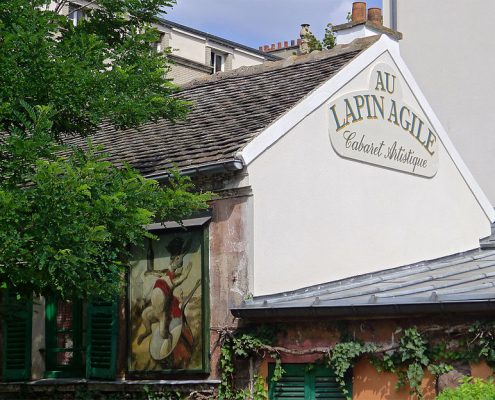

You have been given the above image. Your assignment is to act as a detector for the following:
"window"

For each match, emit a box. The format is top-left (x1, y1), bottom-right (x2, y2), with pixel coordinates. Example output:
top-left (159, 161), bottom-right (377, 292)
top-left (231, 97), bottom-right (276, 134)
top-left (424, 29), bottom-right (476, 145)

top-left (152, 33), bottom-right (165, 53)
top-left (268, 363), bottom-right (350, 400)
top-left (210, 51), bottom-right (225, 73)
top-left (45, 298), bottom-right (83, 378)
top-left (44, 297), bottom-right (119, 379)
top-left (68, 3), bottom-right (86, 26)
top-left (2, 289), bottom-right (118, 382)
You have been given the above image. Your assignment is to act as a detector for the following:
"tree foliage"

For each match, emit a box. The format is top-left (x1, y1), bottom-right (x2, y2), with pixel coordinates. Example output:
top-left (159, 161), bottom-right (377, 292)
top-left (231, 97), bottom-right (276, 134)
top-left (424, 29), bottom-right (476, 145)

top-left (436, 378), bottom-right (495, 400)
top-left (0, 0), bottom-right (188, 138)
top-left (305, 23), bottom-right (336, 53)
top-left (0, 0), bottom-right (211, 299)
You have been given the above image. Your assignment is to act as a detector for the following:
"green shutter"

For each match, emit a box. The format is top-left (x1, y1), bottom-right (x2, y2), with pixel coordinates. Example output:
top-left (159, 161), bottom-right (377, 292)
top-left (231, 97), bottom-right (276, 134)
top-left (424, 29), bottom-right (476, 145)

top-left (269, 364), bottom-right (307, 399)
top-left (269, 364), bottom-right (349, 400)
top-left (2, 291), bottom-right (32, 381)
top-left (86, 299), bottom-right (118, 379)
top-left (314, 367), bottom-right (348, 399)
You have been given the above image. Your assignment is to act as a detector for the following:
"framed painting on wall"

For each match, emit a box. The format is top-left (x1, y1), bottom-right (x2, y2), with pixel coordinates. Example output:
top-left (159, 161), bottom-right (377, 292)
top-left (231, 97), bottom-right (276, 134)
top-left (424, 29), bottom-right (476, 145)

top-left (128, 226), bottom-right (209, 375)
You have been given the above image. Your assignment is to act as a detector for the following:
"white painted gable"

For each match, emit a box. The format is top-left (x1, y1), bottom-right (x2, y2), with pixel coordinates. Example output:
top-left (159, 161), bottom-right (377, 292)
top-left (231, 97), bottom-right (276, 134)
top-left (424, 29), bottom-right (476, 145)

top-left (239, 36), bottom-right (494, 296)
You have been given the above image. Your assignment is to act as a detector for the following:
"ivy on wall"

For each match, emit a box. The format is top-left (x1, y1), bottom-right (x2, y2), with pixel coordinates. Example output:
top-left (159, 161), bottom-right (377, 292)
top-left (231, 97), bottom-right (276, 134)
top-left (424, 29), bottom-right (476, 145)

top-left (7, 322), bottom-right (495, 400)
top-left (217, 320), bottom-right (495, 400)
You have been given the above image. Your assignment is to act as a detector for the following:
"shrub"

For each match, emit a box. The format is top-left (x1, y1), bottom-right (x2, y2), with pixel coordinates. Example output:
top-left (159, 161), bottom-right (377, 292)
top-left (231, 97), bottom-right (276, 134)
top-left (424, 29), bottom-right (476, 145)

top-left (436, 377), bottom-right (495, 400)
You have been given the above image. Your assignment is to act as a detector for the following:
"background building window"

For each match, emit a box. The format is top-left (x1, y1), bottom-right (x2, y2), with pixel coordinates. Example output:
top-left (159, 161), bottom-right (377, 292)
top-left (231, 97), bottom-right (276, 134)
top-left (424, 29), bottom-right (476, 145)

top-left (210, 52), bottom-right (225, 73)
top-left (68, 3), bottom-right (86, 27)
top-left (152, 33), bottom-right (165, 53)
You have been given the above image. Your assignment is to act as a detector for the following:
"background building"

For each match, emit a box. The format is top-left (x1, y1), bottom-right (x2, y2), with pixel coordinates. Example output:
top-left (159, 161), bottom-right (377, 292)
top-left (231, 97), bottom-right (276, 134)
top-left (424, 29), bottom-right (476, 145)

top-left (381, 0), bottom-right (495, 203)
top-left (53, 1), bottom-right (279, 85)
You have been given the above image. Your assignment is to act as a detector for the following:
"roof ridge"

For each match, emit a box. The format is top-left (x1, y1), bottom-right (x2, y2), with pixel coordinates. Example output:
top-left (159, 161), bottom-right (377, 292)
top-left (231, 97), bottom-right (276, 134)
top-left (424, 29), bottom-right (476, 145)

top-left (180, 36), bottom-right (380, 90)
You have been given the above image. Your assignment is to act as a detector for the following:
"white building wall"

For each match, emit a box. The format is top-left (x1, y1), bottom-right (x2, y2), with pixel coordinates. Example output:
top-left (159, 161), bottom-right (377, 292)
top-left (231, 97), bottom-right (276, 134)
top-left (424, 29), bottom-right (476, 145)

top-left (247, 52), bottom-right (490, 296)
top-left (382, 0), bottom-right (495, 203)
top-left (232, 51), bottom-right (266, 69)
top-left (169, 30), bottom-right (206, 65)
top-left (335, 25), bottom-right (380, 45)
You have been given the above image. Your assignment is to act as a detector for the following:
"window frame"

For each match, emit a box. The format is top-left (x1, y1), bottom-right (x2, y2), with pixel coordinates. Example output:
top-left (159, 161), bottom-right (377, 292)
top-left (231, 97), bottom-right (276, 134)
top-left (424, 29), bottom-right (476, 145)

top-left (210, 51), bottom-right (225, 73)
top-left (67, 3), bottom-right (86, 27)
top-left (44, 297), bottom-right (84, 378)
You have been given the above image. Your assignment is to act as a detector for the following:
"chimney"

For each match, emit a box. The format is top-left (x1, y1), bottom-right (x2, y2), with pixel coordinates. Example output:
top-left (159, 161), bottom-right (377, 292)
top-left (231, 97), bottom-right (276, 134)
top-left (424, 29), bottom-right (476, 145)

top-left (299, 24), bottom-right (312, 54)
top-left (351, 2), bottom-right (366, 23)
top-left (367, 7), bottom-right (382, 26)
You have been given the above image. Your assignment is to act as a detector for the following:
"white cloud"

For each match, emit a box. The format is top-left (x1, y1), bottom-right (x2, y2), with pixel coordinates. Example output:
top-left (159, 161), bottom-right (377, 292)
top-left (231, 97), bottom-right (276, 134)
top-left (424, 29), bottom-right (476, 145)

top-left (164, 0), bottom-right (382, 48)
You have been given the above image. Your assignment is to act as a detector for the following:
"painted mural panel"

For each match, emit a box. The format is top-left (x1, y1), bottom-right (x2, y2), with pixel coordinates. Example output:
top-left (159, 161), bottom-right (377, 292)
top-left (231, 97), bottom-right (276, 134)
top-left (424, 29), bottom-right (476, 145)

top-left (129, 229), bottom-right (208, 373)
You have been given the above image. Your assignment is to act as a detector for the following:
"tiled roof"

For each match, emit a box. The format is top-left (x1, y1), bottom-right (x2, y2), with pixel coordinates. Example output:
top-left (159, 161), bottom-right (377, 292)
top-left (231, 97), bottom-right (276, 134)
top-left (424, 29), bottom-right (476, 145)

top-left (233, 228), bottom-right (495, 318)
top-left (65, 37), bottom-right (378, 177)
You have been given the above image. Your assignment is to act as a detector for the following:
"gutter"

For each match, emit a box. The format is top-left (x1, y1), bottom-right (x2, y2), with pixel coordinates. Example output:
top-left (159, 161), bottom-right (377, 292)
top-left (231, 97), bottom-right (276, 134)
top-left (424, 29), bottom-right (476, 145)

top-left (143, 159), bottom-right (244, 181)
top-left (231, 300), bottom-right (495, 320)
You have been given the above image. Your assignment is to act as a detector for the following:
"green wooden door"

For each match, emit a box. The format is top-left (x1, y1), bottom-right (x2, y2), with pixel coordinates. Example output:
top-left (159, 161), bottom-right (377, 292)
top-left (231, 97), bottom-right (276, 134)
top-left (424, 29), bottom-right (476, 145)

top-left (269, 364), bottom-right (349, 400)
top-left (2, 291), bottom-right (32, 381)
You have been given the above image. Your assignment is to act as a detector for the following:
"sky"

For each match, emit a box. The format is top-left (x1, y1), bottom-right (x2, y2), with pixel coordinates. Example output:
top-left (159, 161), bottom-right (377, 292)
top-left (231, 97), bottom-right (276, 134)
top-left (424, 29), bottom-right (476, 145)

top-left (163, 0), bottom-right (383, 49)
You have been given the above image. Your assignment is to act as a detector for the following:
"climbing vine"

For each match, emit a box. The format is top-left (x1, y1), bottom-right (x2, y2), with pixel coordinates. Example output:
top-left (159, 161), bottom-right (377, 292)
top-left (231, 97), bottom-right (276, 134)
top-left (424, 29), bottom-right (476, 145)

top-left (217, 320), bottom-right (495, 400)
top-left (218, 326), bottom-right (284, 400)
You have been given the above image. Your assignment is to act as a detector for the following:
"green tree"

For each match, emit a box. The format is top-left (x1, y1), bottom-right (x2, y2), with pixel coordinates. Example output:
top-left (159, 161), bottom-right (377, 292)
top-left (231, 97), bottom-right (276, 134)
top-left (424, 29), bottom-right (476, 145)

top-left (322, 23), bottom-right (336, 50)
top-left (0, 0), bottom-right (211, 300)
top-left (305, 23), bottom-right (336, 53)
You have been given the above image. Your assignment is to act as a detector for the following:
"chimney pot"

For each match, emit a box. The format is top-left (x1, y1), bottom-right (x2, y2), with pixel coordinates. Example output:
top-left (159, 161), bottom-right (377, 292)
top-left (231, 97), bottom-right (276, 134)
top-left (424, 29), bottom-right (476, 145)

top-left (284, 41), bottom-right (288, 48)
top-left (259, 46), bottom-right (263, 51)
top-left (351, 2), bottom-right (367, 23)
top-left (297, 38), bottom-right (302, 46)
top-left (277, 41), bottom-right (282, 49)
top-left (291, 39), bottom-right (295, 46)
top-left (367, 7), bottom-right (382, 26)
top-left (271, 43), bottom-right (276, 50)
top-left (264, 45), bottom-right (270, 51)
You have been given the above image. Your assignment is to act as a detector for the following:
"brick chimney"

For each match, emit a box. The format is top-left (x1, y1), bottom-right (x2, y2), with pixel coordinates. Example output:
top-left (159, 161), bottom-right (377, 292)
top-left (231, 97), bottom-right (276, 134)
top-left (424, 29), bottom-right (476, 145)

top-left (351, 2), bottom-right (367, 23)
top-left (367, 7), bottom-right (382, 26)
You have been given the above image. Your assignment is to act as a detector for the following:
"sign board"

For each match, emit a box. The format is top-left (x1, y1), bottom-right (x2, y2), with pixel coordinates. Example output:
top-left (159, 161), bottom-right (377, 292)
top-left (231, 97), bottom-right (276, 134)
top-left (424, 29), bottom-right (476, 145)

top-left (329, 64), bottom-right (438, 177)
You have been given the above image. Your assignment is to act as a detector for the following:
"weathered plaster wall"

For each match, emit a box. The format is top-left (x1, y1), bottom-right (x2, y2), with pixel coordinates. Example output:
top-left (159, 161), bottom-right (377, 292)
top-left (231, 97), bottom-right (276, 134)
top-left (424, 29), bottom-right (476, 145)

top-left (255, 317), bottom-right (493, 400)
top-left (208, 193), bottom-right (252, 378)
top-left (248, 51), bottom-right (491, 295)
